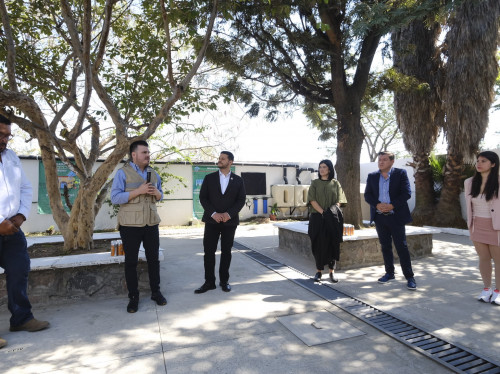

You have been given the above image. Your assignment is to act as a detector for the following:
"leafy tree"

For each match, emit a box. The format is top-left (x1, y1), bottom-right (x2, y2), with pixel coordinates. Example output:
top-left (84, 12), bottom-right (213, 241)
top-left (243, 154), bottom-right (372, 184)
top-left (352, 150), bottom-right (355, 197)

top-left (0, 0), bottom-right (218, 250)
top-left (207, 0), bottom-right (450, 227)
top-left (311, 92), bottom-right (402, 162)
top-left (360, 93), bottom-right (402, 162)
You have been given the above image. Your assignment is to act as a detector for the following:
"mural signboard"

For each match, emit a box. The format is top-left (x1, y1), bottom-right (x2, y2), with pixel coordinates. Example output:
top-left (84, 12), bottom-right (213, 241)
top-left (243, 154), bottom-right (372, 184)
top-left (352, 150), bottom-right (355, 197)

top-left (38, 160), bottom-right (80, 214)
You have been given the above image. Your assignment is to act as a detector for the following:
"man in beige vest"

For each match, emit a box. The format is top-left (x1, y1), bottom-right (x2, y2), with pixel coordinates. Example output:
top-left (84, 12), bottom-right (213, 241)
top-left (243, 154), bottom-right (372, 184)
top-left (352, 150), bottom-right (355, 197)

top-left (111, 140), bottom-right (166, 313)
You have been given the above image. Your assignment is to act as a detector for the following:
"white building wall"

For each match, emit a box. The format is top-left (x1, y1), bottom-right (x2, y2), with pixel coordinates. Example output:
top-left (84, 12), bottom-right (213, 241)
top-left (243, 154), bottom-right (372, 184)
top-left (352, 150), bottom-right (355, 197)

top-left (18, 157), bottom-right (318, 232)
top-left (20, 150), bottom-right (494, 232)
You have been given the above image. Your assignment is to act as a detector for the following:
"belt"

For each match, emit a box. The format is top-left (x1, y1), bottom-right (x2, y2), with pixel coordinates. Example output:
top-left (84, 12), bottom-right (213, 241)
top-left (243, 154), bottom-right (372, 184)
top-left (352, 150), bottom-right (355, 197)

top-left (376, 212), bottom-right (394, 216)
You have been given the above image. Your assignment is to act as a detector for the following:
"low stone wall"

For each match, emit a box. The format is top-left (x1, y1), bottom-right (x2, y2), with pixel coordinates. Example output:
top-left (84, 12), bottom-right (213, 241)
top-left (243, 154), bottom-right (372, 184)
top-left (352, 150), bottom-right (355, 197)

top-left (276, 222), bottom-right (437, 270)
top-left (0, 249), bottom-right (163, 306)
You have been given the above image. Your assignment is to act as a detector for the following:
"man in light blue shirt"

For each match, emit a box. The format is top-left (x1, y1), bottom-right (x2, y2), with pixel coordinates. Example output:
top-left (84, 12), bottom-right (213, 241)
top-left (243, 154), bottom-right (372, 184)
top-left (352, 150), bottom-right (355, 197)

top-left (364, 151), bottom-right (416, 291)
top-left (111, 140), bottom-right (166, 313)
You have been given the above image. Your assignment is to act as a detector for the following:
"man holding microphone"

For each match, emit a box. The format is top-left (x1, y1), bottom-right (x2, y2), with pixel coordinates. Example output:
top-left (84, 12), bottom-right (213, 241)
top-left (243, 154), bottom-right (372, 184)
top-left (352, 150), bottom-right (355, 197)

top-left (111, 140), bottom-right (166, 313)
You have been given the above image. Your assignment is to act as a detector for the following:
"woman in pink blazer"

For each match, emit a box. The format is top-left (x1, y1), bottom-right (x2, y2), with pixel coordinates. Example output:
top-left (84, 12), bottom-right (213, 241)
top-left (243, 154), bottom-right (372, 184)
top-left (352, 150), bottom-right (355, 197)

top-left (464, 151), bottom-right (500, 305)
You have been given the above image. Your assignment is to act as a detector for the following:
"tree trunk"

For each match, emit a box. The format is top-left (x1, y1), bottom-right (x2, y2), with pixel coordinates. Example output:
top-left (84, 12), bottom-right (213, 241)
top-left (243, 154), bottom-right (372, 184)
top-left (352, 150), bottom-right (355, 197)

top-left (37, 132), bottom-right (70, 232)
top-left (433, 152), bottom-right (466, 228)
top-left (53, 145), bottom-right (128, 251)
top-left (335, 111), bottom-right (364, 229)
top-left (411, 152), bottom-right (435, 225)
top-left (61, 186), bottom-right (96, 250)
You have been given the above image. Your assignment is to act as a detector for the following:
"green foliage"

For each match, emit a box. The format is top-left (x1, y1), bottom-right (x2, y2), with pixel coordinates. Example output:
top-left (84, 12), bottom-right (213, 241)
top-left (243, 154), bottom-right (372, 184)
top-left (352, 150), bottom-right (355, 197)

top-left (429, 153), bottom-right (446, 197)
top-left (383, 68), bottom-right (431, 95)
top-left (208, 0), bottom-right (450, 134)
top-left (269, 202), bottom-right (279, 216)
top-left (430, 153), bottom-right (475, 197)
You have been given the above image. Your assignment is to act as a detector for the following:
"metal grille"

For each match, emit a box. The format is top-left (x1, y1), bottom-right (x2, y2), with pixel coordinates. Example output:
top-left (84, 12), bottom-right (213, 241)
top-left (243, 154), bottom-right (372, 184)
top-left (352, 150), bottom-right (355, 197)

top-left (233, 241), bottom-right (500, 374)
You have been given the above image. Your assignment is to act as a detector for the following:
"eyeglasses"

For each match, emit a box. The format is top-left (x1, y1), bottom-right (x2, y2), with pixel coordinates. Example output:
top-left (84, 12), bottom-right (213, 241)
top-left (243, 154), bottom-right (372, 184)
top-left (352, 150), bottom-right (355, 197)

top-left (0, 134), bottom-right (13, 141)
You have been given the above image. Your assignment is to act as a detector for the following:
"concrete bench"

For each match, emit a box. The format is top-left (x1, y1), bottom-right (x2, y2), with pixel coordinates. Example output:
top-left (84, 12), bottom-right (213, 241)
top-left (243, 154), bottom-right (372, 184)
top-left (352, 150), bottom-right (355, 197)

top-left (274, 221), bottom-right (439, 270)
top-left (0, 233), bottom-right (164, 306)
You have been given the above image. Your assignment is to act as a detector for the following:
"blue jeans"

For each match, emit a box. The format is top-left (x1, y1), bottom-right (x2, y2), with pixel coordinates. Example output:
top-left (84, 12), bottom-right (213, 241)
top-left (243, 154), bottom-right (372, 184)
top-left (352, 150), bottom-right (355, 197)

top-left (374, 214), bottom-right (414, 279)
top-left (0, 230), bottom-right (34, 327)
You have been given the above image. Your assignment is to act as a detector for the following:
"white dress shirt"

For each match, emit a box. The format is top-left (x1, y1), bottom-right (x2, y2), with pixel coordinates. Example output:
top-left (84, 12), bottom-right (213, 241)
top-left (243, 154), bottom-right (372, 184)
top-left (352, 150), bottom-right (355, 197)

top-left (219, 170), bottom-right (231, 194)
top-left (210, 170), bottom-right (232, 218)
top-left (0, 149), bottom-right (33, 223)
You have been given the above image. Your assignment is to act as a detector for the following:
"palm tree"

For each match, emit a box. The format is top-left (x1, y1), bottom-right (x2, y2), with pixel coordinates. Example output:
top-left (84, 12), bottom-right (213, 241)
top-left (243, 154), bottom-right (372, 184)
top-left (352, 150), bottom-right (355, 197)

top-left (391, 20), bottom-right (443, 225)
top-left (436, 0), bottom-right (499, 228)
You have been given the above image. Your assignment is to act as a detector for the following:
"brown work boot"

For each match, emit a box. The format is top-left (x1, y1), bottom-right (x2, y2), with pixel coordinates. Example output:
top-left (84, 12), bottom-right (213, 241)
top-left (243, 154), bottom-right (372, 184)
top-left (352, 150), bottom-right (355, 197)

top-left (0, 336), bottom-right (6, 349)
top-left (10, 318), bottom-right (50, 332)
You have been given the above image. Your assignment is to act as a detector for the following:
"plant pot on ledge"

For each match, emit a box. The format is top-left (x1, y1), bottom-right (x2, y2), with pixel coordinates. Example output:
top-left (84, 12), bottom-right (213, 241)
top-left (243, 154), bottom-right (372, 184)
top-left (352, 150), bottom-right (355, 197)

top-left (269, 203), bottom-right (279, 221)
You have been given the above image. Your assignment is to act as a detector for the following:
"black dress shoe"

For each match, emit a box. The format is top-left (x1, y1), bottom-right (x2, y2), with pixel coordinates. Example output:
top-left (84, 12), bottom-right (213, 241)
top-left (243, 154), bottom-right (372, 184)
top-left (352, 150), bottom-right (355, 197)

top-left (194, 283), bottom-right (216, 294)
top-left (127, 296), bottom-right (139, 313)
top-left (313, 272), bottom-right (322, 282)
top-left (220, 282), bottom-right (231, 292)
top-left (151, 291), bottom-right (167, 306)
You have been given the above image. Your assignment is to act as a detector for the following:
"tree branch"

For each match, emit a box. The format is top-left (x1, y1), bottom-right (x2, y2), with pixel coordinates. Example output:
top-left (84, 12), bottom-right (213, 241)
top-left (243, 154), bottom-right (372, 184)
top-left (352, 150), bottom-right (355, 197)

top-left (178, 0), bottom-right (218, 88)
top-left (0, 0), bottom-right (18, 91)
top-left (63, 0), bottom-right (93, 143)
top-left (93, 0), bottom-right (114, 72)
top-left (160, 0), bottom-right (176, 88)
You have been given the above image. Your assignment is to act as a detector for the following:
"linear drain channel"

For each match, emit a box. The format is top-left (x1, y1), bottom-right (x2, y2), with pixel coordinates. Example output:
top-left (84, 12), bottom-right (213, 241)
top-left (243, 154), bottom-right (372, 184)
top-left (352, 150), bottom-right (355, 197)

top-left (233, 241), bottom-right (500, 374)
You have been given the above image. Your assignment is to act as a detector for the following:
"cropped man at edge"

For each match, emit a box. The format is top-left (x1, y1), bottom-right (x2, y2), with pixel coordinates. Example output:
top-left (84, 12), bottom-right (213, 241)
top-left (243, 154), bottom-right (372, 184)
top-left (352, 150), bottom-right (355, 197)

top-left (0, 114), bottom-right (49, 349)
top-left (194, 151), bottom-right (246, 294)
top-left (111, 140), bottom-right (166, 313)
top-left (364, 151), bottom-right (417, 291)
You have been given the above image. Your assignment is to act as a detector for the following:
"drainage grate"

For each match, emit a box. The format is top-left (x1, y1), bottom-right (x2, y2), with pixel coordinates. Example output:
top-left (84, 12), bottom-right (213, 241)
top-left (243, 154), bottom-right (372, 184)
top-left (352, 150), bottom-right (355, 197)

top-left (234, 241), bottom-right (500, 374)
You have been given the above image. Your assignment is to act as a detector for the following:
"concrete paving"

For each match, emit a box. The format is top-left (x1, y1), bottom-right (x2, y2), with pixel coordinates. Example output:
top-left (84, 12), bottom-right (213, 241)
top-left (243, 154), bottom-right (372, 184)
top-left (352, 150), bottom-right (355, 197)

top-left (0, 223), bottom-right (498, 373)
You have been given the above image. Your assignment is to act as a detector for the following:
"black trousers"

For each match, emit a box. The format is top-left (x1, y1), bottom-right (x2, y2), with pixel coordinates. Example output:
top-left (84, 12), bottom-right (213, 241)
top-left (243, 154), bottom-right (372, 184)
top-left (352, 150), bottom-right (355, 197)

top-left (119, 224), bottom-right (160, 298)
top-left (374, 214), bottom-right (414, 279)
top-left (203, 223), bottom-right (237, 285)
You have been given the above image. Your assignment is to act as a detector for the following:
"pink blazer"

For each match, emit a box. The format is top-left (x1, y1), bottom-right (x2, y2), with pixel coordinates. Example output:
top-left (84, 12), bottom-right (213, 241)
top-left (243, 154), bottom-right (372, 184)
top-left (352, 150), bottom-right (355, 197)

top-left (464, 176), bottom-right (500, 230)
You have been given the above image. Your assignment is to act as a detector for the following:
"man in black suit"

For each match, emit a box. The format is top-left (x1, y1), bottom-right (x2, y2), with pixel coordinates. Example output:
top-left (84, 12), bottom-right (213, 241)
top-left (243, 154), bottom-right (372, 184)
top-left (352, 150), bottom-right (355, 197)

top-left (364, 151), bottom-right (417, 291)
top-left (195, 151), bottom-right (246, 294)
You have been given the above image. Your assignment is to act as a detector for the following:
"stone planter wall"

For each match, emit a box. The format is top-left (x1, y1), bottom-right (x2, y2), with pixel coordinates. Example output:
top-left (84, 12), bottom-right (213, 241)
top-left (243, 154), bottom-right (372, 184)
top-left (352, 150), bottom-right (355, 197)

top-left (276, 222), bottom-right (437, 270)
top-left (0, 249), bottom-right (163, 306)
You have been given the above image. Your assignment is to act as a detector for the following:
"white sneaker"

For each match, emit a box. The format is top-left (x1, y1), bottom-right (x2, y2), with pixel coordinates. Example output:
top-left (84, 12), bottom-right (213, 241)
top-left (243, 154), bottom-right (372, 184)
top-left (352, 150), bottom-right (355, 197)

top-left (491, 289), bottom-right (500, 306)
top-left (478, 288), bottom-right (493, 302)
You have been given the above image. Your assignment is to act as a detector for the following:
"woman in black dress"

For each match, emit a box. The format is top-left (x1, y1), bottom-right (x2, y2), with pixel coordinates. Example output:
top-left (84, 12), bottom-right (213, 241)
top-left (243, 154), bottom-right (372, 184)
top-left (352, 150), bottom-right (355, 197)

top-left (307, 160), bottom-right (347, 282)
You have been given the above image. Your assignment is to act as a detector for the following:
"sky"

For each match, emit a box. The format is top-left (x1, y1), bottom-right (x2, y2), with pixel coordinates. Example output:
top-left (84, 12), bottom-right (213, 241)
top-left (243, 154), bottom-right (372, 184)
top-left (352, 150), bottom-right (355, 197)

top-left (10, 104), bottom-right (499, 165)
top-left (223, 105), bottom-right (500, 165)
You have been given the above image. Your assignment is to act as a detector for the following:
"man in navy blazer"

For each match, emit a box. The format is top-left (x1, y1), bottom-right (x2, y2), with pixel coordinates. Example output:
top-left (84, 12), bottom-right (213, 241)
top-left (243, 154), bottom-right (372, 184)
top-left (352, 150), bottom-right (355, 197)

top-left (364, 151), bottom-right (417, 290)
top-left (195, 151), bottom-right (246, 294)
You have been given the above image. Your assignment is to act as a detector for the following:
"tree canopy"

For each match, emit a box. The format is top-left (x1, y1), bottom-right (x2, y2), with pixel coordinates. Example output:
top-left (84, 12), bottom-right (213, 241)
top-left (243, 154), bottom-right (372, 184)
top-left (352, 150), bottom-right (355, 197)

top-left (206, 0), bottom-right (454, 226)
top-left (0, 0), bottom-right (218, 249)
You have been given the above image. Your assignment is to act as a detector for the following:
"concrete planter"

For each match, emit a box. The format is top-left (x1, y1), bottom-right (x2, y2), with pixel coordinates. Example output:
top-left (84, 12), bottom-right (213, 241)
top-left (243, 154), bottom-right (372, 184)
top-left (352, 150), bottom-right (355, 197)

top-left (275, 222), bottom-right (438, 270)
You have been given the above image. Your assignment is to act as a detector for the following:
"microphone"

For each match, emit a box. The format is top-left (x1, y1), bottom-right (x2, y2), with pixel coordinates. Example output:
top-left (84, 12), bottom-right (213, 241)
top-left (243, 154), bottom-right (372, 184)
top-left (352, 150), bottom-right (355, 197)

top-left (146, 171), bottom-right (151, 183)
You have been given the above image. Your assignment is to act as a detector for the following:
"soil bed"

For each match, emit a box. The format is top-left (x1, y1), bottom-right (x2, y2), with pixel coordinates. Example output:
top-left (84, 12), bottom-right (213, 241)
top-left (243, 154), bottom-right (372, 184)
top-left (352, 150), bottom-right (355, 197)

top-left (28, 239), bottom-right (114, 258)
